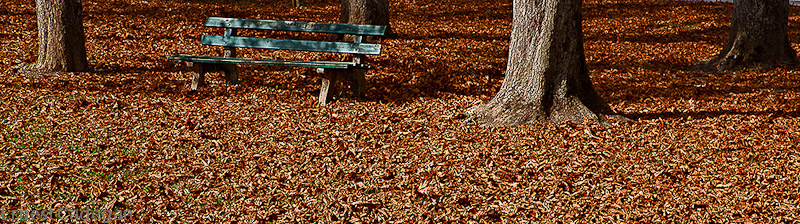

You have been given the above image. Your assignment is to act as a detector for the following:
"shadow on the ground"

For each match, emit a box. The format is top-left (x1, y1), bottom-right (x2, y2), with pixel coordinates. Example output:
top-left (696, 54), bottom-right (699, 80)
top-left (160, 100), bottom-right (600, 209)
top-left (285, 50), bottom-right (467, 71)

top-left (626, 109), bottom-right (800, 120)
top-left (588, 25), bottom-right (729, 44)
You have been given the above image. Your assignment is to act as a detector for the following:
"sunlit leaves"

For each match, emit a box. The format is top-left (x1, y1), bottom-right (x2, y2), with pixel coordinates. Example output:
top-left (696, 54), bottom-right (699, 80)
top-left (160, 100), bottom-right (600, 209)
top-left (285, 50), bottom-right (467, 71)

top-left (0, 0), bottom-right (799, 222)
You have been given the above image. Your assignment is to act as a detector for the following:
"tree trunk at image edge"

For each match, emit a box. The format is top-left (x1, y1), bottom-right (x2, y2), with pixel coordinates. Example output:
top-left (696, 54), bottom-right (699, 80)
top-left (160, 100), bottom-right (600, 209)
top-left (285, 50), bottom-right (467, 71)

top-left (340, 0), bottom-right (393, 37)
top-left (704, 0), bottom-right (798, 70)
top-left (26, 0), bottom-right (90, 73)
top-left (468, 0), bottom-right (619, 127)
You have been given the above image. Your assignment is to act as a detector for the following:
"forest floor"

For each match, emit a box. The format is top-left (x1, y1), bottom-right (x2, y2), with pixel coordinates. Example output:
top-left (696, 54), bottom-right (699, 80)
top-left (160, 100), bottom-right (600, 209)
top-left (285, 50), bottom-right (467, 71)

top-left (1, 0), bottom-right (800, 222)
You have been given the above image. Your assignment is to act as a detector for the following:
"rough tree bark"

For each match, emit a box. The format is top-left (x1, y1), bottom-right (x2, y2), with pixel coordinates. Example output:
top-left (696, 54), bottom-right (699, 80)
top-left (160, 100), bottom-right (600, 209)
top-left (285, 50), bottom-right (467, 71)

top-left (20, 0), bottom-right (90, 73)
top-left (468, 0), bottom-right (619, 126)
top-left (703, 0), bottom-right (798, 70)
top-left (340, 0), bottom-right (393, 37)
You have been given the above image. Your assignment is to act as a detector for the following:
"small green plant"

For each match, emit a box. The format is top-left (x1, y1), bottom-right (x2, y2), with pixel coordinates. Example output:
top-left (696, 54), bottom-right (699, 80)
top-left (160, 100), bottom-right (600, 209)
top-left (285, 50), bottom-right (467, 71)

top-left (665, 22), bottom-right (680, 28)
top-left (363, 187), bottom-right (379, 194)
top-left (56, 192), bottom-right (69, 200)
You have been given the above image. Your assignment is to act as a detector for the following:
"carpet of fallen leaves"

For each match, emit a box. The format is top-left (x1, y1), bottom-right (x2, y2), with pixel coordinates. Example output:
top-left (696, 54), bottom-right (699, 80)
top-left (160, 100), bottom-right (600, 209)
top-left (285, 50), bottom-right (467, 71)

top-left (1, 0), bottom-right (800, 222)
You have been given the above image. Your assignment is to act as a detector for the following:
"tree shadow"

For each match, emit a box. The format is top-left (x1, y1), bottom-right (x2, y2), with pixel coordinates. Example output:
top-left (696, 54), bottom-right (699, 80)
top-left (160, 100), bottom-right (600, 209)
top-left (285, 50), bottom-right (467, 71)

top-left (0, 8), bottom-right (34, 16)
top-left (583, 0), bottom-right (730, 21)
top-left (362, 47), bottom-right (507, 104)
top-left (398, 31), bottom-right (509, 42)
top-left (583, 0), bottom-right (731, 44)
top-left (587, 25), bottom-right (729, 44)
top-left (4, 71), bottom-right (194, 97)
top-left (626, 109), bottom-right (800, 120)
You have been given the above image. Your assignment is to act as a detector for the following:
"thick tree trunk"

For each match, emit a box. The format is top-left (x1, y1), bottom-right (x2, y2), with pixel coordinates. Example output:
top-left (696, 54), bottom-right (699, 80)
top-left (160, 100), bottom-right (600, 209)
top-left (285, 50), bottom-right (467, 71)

top-left (468, 0), bottom-right (618, 126)
top-left (23, 0), bottom-right (90, 73)
top-left (704, 0), bottom-right (798, 70)
top-left (340, 0), bottom-right (393, 37)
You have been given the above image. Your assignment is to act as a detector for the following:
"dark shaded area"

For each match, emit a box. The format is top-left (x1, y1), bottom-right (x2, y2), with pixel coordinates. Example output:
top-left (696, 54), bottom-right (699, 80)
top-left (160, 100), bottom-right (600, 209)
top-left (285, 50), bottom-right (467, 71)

top-left (587, 25), bottom-right (729, 44)
top-left (398, 31), bottom-right (509, 42)
top-left (583, 1), bottom-right (730, 21)
top-left (628, 109), bottom-right (800, 120)
top-left (0, 8), bottom-right (35, 16)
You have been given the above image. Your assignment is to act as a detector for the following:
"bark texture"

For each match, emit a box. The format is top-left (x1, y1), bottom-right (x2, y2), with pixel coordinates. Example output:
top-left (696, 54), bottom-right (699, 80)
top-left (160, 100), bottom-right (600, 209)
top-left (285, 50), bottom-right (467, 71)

top-left (468, 0), bottom-right (617, 126)
top-left (340, 0), bottom-right (393, 37)
top-left (25, 0), bottom-right (89, 73)
top-left (704, 0), bottom-right (798, 70)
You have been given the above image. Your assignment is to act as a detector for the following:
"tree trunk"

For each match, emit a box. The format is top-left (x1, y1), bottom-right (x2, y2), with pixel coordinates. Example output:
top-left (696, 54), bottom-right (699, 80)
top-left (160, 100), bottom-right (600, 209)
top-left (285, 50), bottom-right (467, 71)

top-left (340, 0), bottom-right (393, 37)
top-left (704, 0), bottom-right (798, 70)
top-left (468, 0), bottom-right (618, 126)
top-left (23, 0), bottom-right (90, 73)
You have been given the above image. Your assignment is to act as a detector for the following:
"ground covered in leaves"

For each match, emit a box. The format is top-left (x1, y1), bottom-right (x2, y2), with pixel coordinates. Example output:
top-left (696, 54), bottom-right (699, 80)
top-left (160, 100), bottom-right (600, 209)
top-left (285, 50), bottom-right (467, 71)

top-left (2, 0), bottom-right (800, 222)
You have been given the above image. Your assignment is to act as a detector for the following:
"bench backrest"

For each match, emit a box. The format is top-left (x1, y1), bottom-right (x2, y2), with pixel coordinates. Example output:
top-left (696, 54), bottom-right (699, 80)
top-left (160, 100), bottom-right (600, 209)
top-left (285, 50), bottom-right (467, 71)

top-left (200, 17), bottom-right (385, 55)
top-left (205, 17), bottom-right (386, 36)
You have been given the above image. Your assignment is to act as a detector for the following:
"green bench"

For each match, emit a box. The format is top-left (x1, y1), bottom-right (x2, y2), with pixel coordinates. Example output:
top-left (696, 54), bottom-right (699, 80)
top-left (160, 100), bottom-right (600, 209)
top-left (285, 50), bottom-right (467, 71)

top-left (168, 17), bottom-right (386, 106)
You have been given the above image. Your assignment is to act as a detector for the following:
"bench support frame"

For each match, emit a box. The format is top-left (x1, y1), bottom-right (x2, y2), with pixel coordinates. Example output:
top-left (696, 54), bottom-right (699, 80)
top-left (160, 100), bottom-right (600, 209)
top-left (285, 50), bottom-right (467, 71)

top-left (187, 62), bottom-right (240, 91)
top-left (317, 67), bottom-right (367, 106)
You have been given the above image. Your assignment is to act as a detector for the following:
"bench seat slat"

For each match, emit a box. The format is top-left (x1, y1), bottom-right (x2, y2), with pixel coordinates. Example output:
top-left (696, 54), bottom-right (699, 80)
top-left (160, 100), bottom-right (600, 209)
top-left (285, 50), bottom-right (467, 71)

top-left (168, 54), bottom-right (373, 69)
top-left (205, 17), bottom-right (386, 36)
top-left (202, 35), bottom-right (382, 55)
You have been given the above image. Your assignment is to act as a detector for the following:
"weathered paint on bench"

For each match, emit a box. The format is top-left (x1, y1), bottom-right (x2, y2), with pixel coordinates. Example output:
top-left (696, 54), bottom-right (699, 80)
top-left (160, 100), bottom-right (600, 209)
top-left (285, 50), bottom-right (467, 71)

top-left (201, 35), bottom-right (382, 55)
top-left (168, 54), bottom-right (371, 69)
top-left (204, 17), bottom-right (386, 36)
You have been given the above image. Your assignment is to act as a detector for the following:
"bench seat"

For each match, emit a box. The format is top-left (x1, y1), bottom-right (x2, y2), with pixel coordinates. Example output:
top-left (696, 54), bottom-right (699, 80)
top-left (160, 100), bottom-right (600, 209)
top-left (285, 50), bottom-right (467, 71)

top-left (168, 54), bottom-right (373, 69)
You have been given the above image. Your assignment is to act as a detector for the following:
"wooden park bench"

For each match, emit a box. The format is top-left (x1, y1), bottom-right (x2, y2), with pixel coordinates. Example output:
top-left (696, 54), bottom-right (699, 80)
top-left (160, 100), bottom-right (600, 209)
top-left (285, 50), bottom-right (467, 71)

top-left (168, 17), bottom-right (386, 106)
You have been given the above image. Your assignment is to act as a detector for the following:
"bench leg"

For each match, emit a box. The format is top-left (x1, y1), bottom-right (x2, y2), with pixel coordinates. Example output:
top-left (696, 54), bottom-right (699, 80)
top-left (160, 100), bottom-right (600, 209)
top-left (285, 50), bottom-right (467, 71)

top-left (349, 69), bottom-right (367, 97)
top-left (317, 68), bottom-right (367, 106)
top-left (223, 64), bottom-right (239, 85)
top-left (319, 77), bottom-right (331, 106)
top-left (317, 68), bottom-right (341, 106)
top-left (222, 47), bottom-right (239, 85)
top-left (188, 62), bottom-right (206, 91)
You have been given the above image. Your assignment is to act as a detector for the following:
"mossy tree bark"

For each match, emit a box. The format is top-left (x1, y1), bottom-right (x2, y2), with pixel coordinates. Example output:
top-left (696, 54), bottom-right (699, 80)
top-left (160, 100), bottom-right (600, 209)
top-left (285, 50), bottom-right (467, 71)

top-left (468, 0), bottom-right (618, 127)
top-left (704, 0), bottom-right (798, 70)
top-left (23, 0), bottom-right (89, 73)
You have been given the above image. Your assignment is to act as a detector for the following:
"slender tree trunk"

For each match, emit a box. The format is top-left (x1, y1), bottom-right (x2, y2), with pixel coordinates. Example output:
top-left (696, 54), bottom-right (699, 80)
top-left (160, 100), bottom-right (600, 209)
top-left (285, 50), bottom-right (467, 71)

top-left (23, 0), bottom-right (90, 73)
top-left (340, 0), bottom-right (393, 37)
top-left (468, 0), bottom-right (619, 126)
top-left (704, 0), bottom-right (798, 70)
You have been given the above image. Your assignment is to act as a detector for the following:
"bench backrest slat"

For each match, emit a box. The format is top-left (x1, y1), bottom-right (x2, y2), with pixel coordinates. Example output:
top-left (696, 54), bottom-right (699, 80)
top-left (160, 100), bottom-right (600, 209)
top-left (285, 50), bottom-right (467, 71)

top-left (202, 35), bottom-right (383, 55)
top-left (205, 17), bottom-right (386, 36)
